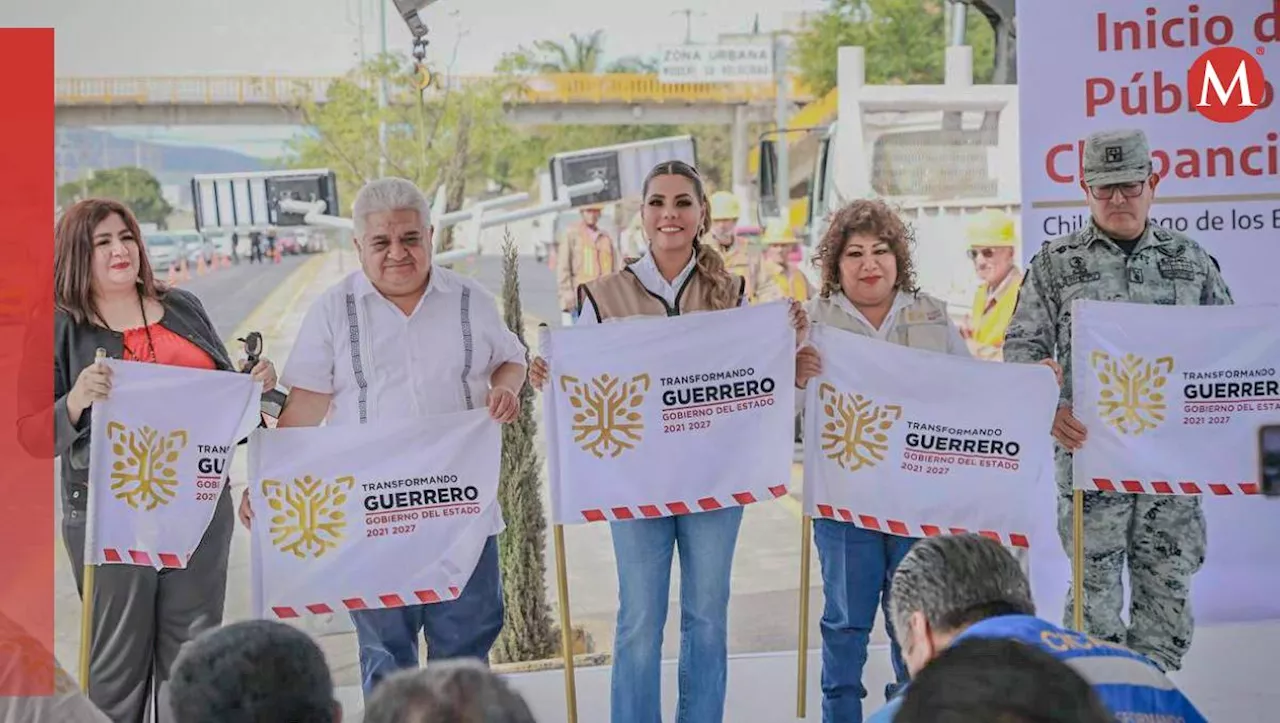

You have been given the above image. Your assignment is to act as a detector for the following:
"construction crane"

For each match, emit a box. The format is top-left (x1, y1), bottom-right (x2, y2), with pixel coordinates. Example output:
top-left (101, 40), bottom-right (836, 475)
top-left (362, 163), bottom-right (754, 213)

top-left (389, 0), bottom-right (441, 63)
top-left (958, 0), bottom-right (1017, 83)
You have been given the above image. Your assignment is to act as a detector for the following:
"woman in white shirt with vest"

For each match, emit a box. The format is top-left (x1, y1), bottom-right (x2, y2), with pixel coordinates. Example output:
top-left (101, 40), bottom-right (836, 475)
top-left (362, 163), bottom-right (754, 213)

top-left (530, 160), bottom-right (807, 723)
top-left (793, 199), bottom-right (970, 723)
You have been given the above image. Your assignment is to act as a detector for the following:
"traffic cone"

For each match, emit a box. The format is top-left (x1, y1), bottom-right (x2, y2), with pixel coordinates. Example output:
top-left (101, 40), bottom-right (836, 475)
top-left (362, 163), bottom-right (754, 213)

top-left (167, 263), bottom-right (177, 286)
top-left (274, 247), bottom-right (282, 264)
top-left (180, 258), bottom-right (191, 282)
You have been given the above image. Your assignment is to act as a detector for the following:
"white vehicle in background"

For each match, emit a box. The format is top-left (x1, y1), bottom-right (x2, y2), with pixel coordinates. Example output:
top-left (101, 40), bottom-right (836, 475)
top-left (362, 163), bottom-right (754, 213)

top-left (755, 44), bottom-right (1020, 308)
top-left (144, 230), bottom-right (213, 268)
top-left (207, 232), bottom-right (236, 259)
top-left (142, 231), bottom-right (184, 271)
top-left (180, 230), bottom-right (213, 265)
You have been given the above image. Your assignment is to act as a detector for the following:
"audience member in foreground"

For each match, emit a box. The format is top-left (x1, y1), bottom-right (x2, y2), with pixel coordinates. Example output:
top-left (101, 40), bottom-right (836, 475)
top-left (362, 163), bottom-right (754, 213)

top-left (167, 619), bottom-right (342, 723)
top-left (895, 637), bottom-right (1113, 723)
top-left (363, 658), bottom-right (536, 723)
top-left (867, 533), bottom-right (1206, 722)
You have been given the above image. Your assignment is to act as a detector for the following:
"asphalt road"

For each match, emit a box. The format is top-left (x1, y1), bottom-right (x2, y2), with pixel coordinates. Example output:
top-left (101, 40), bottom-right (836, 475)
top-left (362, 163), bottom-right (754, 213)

top-left (457, 254), bottom-right (562, 324)
top-left (174, 254), bottom-right (310, 344)
top-left (178, 251), bottom-right (560, 338)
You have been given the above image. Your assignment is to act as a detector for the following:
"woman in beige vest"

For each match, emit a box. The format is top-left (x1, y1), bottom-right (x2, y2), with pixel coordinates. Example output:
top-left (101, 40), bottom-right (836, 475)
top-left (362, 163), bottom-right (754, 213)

top-left (793, 199), bottom-right (969, 723)
top-left (530, 160), bottom-right (806, 723)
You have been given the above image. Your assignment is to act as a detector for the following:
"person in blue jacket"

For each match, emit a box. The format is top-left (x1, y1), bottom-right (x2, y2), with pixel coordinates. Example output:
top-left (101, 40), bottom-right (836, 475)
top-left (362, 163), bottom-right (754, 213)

top-left (866, 533), bottom-right (1206, 723)
top-left (895, 637), bottom-right (1114, 723)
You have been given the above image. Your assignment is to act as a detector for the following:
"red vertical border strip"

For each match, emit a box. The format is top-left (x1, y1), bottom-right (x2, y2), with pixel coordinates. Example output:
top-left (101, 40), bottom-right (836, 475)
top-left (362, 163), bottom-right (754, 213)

top-left (0, 28), bottom-right (56, 696)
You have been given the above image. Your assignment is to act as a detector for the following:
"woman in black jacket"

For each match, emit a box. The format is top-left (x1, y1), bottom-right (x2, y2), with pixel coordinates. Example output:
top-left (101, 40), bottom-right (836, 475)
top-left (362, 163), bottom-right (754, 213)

top-left (20, 198), bottom-right (277, 723)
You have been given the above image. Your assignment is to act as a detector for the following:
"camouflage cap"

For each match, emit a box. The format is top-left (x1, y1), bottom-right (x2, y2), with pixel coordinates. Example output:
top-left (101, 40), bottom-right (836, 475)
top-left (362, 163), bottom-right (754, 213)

top-left (1082, 128), bottom-right (1153, 187)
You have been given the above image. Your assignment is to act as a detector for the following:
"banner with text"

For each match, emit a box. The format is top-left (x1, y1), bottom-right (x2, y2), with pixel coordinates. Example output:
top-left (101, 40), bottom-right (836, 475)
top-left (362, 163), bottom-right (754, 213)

top-left (1071, 299), bottom-right (1280, 621)
top-left (87, 360), bottom-right (259, 569)
top-left (803, 325), bottom-right (1059, 547)
top-left (1072, 299), bottom-right (1280, 492)
top-left (1019, 0), bottom-right (1280, 303)
top-left (248, 409), bottom-right (501, 619)
top-left (658, 43), bottom-right (774, 84)
top-left (543, 302), bottom-right (795, 523)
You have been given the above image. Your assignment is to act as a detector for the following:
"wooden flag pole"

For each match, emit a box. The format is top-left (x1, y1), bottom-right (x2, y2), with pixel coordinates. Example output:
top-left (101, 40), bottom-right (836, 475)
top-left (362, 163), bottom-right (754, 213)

top-left (796, 514), bottom-right (812, 718)
top-left (79, 348), bottom-right (106, 690)
top-left (77, 565), bottom-right (95, 691)
top-left (1072, 489), bottom-right (1085, 631)
top-left (553, 524), bottom-right (578, 723)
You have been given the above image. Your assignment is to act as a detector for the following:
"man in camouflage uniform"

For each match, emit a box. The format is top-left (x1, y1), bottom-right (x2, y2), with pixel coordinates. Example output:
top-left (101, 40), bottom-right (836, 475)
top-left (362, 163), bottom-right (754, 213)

top-left (1003, 128), bottom-right (1232, 672)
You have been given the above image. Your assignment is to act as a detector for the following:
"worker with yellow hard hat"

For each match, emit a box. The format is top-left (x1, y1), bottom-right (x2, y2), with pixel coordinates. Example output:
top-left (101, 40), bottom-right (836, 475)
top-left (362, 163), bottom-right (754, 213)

top-left (557, 202), bottom-right (619, 320)
top-left (707, 191), bottom-right (759, 301)
top-left (960, 209), bottom-right (1023, 361)
top-left (753, 217), bottom-right (815, 305)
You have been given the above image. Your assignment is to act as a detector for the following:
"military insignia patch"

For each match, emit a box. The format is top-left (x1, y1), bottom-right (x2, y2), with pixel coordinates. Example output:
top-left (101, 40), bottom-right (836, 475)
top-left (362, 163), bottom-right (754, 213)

top-left (1105, 146), bottom-right (1123, 163)
top-left (1157, 257), bottom-right (1198, 281)
top-left (1062, 256), bottom-right (1102, 286)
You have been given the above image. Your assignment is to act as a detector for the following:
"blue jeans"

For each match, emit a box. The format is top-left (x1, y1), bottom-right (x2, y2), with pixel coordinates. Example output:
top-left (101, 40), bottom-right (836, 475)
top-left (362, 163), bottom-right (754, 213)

top-left (610, 506), bottom-right (744, 723)
top-left (350, 534), bottom-right (504, 698)
top-left (813, 521), bottom-right (916, 723)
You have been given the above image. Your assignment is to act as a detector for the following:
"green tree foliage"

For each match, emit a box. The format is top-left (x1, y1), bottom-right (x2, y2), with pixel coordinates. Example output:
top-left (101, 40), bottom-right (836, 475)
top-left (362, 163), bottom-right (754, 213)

top-left (285, 40), bottom-right (748, 210)
top-left (284, 54), bottom-right (520, 213)
top-left (57, 167), bottom-right (173, 226)
top-left (491, 231), bottom-right (558, 664)
top-left (494, 32), bottom-right (740, 191)
top-left (496, 31), bottom-right (606, 74)
top-left (793, 0), bottom-right (995, 95)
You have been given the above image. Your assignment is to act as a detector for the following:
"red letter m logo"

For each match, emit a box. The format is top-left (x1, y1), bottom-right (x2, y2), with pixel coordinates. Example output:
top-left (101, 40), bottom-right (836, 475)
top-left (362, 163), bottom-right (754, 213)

top-left (1188, 47), bottom-right (1270, 123)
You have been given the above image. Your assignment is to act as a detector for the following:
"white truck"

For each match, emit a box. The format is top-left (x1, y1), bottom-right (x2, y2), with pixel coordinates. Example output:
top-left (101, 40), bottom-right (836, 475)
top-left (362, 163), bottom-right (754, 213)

top-left (755, 43), bottom-right (1022, 311)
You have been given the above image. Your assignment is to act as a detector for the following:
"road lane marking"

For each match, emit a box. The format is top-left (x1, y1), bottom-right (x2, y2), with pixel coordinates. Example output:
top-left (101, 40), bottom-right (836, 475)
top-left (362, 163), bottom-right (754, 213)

top-left (225, 251), bottom-right (330, 352)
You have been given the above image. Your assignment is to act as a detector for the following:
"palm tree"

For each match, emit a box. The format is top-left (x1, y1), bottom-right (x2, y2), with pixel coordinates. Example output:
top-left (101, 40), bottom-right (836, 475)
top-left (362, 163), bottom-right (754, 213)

top-left (497, 30), bottom-right (606, 74)
top-left (533, 31), bottom-right (605, 73)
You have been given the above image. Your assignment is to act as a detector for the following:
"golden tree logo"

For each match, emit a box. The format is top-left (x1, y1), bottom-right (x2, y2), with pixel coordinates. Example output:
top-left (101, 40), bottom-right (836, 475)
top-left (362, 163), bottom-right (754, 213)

top-left (818, 383), bottom-right (903, 471)
top-left (1090, 351), bottom-right (1174, 435)
top-left (560, 373), bottom-right (650, 458)
top-left (262, 475), bottom-right (355, 559)
top-left (106, 421), bottom-right (188, 510)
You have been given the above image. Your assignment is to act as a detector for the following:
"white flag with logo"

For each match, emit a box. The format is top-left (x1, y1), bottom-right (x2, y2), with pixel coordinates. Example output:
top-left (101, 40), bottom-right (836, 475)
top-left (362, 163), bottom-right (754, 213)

top-left (803, 325), bottom-right (1058, 546)
top-left (248, 409), bottom-right (501, 619)
top-left (86, 359), bottom-right (260, 568)
top-left (1069, 299), bottom-right (1280, 623)
top-left (1072, 299), bottom-right (1280, 495)
top-left (543, 302), bottom-right (795, 524)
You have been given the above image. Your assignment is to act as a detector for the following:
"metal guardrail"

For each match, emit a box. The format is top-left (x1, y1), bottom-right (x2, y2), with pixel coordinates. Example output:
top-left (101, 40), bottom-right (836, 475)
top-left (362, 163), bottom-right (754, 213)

top-left (55, 74), bottom-right (816, 107)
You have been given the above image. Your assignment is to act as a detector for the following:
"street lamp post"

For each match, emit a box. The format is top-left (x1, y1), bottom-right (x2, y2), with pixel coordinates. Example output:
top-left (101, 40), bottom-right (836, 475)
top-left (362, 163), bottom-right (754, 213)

top-left (378, 0), bottom-right (389, 178)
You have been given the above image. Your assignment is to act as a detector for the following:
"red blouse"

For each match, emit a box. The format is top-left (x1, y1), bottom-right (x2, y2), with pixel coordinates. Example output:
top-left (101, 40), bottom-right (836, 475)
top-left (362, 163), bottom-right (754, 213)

top-left (121, 323), bottom-right (216, 370)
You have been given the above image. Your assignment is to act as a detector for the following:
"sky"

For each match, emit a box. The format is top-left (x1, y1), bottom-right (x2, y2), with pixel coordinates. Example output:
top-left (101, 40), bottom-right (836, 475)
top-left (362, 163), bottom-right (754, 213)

top-left (9, 0), bottom-right (827, 157)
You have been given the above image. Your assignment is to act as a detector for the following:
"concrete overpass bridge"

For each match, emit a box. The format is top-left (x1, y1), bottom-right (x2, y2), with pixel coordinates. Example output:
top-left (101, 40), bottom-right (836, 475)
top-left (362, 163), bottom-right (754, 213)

top-left (54, 73), bottom-right (814, 128)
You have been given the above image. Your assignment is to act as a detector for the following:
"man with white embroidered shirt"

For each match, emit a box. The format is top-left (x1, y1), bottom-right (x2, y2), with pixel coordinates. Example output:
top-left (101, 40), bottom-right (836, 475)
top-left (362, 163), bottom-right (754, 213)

top-left (238, 177), bottom-right (527, 699)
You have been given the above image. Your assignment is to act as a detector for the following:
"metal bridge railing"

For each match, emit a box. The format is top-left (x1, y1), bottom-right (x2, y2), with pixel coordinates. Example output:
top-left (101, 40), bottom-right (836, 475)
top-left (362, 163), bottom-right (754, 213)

top-left (55, 74), bottom-right (816, 107)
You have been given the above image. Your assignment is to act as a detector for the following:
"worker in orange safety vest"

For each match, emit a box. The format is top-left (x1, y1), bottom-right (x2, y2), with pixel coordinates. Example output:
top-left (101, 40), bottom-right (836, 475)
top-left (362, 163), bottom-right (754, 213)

top-left (557, 203), bottom-right (619, 320)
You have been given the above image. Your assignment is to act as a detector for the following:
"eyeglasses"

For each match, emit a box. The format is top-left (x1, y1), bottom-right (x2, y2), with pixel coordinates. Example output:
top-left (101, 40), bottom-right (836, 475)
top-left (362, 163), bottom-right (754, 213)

top-left (1088, 181), bottom-right (1147, 200)
top-left (967, 248), bottom-right (997, 260)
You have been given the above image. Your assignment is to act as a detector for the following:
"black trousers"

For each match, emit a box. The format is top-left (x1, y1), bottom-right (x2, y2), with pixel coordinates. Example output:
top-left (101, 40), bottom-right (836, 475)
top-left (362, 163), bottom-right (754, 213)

top-left (66, 487), bottom-right (233, 723)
